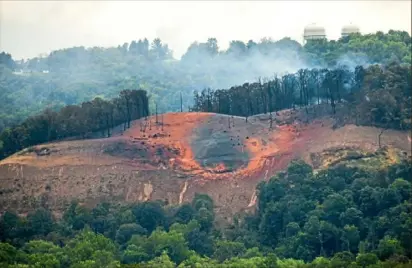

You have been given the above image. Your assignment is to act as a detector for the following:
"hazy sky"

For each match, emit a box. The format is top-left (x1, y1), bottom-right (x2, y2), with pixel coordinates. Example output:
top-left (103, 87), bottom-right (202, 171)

top-left (1, 1), bottom-right (411, 60)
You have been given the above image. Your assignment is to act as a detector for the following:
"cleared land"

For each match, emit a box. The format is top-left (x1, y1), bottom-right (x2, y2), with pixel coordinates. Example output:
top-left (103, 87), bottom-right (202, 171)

top-left (0, 110), bottom-right (410, 220)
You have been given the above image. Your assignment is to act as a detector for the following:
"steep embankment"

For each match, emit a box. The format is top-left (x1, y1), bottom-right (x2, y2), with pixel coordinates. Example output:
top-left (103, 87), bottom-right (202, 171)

top-left (0, 111), bottom-right (410, 220)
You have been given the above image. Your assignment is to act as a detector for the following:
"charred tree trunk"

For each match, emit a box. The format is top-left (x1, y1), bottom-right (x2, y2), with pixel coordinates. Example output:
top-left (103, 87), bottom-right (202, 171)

top-left (328, 87), bottom-right (336, 115)
top-left (110, 112), bottom-right (114, 131)
top-left (378, 128), bottom-right (387, 148)
top-left (180, 92), bottom-right (183, 112)
top-left (105, 114), bottom-right (111, 137)
top-left (336, 71), bottom-right (342, 103)
top-left (46, 116), bottom-right (53, 142)
top-left (269, 112), bottom-right (273, 130)
top-left (124, 98), bottom-right (131, 129)
top-left (155, 103), bottom-right (158, 124)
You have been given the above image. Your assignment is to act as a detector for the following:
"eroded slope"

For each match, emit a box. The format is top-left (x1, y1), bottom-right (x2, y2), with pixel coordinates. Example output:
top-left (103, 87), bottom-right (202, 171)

top-left (0, 111), bottom-right (410, 219)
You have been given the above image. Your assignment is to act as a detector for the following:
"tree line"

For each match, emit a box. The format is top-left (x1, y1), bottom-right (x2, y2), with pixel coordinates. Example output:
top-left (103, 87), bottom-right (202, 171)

top-left (0, 89), bottom-right (149, 160)
top-left (0, 30), bottom-right (410, 134)
top-left (244, 156), bottom-right (412, 263)
top-left (1, 61), bottom-right (410, 161)
top-left (0, 153), bottom-right (411, 267)
top-left (191, 62), bottom-right (411, 131)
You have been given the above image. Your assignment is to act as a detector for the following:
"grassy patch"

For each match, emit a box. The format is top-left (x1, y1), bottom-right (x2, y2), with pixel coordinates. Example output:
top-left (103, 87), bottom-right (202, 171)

top-left (311, 146), bottom-right (402, 172)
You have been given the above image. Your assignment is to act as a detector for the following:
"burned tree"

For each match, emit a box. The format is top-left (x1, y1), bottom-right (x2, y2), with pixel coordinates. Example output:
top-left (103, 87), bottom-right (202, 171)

top-left (102, 101), bottom-right (114, 137)
top-left (269, 112), bottom-right (273, 130)
top-left (180, 91), bottom-right (183, 112)
top-left (161, 113), bottom-right (164, 131)
top-left (155, 102), bottom-right (158, 124)
top-left (114, 98), bottom-right (127, 131)
top-left (119, 90), bottom-right (132, 128)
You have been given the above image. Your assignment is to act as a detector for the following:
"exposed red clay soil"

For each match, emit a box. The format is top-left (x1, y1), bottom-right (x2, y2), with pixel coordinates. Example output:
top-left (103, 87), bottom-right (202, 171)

top-left (0, 110), bottom-right (410, 220)
top-left (117, 112), bottom-right (300, 182)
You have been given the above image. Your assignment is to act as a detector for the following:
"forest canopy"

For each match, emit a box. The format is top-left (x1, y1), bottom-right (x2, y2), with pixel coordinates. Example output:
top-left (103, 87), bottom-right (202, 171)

top-left (0, 30), bottom-right (410, 132)
top-left (1, 59), bottom-right (410, 161)
top-left (1, 154), bottom-right (411, 267)
top-left (191, 62), bottom-right (411, 131)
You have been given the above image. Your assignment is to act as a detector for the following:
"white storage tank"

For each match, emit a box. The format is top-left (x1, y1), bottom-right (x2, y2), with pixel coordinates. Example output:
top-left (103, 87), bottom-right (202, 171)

top-left (303, 24), bottom-right (327, 43)
top-left (341, 23), bottom-right (360, 37)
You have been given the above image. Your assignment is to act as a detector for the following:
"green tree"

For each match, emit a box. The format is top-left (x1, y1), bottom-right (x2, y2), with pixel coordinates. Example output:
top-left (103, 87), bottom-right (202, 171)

top-left (376, 236), bottom-right (404, 260)
top-left (121, 244), bottom-right (149, 264)
top-left (341, 225), bottom-right (360, 253)
top-left (132, 202), bottom-right (166, 233)
top-left (177, 254), bottom-right (218, 267)
top-left (390, 179), bottom-right (411, 202)
top-left (27, 208), bottom-right (54, 237)
top-left (115, 224), bottom-right (147, 245)
top-left (0, 242), bottom-right (20, 264)
top-left (64, 229), bottom-right (118, 266)
top-left (356, 253), bottom-right (378, 268)
top-left (212, 240), bottom-right (246, 263)
top-left (186, 227), bottom-right (214, 257)
top-left (144, 229), bottom-right (191, 264)
top-left (145, 251), bottom-right (175, 268)
top-left (174, 204), bottom-right (195, 224)
top-left (63, 201), bottom-right (92, 231)
top-left (330, 251), bottom-right (355, 268)
top-left (323, 194), bottom-right (349, 226)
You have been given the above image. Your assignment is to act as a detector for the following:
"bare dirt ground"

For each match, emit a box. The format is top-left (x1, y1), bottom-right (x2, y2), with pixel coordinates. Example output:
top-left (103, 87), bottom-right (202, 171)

top-left (0, 110), bottom-right (410, 220)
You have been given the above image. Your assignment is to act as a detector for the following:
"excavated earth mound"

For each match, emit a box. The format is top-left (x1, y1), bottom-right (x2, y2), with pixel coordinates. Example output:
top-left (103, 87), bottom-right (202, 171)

top-left (0, 111), bottom-right (410, 220)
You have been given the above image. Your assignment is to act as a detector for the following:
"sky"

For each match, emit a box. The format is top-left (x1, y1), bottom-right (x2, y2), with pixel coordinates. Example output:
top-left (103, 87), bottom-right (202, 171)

top-left (0, 1), bottom-right (411, 60)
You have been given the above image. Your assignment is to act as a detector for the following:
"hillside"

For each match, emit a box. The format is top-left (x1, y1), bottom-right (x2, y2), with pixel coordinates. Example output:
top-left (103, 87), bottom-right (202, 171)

top-left (0, 111), bottom-right (410, 220)
top-left (1, 30), bottom-right (411, 132)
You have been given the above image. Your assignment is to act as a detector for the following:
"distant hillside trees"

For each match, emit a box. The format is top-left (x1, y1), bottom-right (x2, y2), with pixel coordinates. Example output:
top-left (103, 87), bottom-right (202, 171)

top-left (191, 62), bottom-right (411, 131)
top-left (0, 52), bottom-right (15, 70)
top-left (0, 30), bottom-right (410, 134)
top-left (0, 89), bottom-right (149, 159)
